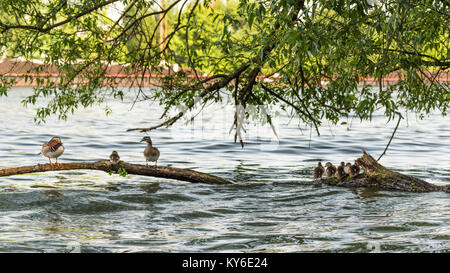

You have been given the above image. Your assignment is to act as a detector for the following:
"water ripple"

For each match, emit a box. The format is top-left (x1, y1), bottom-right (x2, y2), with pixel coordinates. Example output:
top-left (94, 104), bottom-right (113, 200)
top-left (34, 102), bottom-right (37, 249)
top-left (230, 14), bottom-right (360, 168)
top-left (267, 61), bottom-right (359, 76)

top-left (0, 87), bottom-right (449, 252)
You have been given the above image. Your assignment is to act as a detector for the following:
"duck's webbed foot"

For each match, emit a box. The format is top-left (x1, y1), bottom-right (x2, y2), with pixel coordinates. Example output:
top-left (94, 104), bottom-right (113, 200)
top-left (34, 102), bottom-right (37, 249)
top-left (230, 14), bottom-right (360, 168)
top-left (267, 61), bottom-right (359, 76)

top-left (55, 159), bottom-right (62, 167)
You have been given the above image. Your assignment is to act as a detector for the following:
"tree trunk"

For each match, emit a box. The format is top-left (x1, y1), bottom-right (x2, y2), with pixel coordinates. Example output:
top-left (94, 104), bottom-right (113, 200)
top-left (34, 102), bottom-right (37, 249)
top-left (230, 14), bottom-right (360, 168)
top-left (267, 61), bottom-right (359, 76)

top-left (320, 152), bottom-right (449, 193)
top-left (0, 160), bottom-right (232, 185)
top-left (159, 0), bottom-right (167, 54)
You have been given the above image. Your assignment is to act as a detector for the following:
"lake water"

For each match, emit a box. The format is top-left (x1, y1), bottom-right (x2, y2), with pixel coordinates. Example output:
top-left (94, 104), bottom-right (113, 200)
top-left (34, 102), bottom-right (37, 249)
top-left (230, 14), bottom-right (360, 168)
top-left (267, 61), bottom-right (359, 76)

top-left (0, 87), bottom-right (448, 253)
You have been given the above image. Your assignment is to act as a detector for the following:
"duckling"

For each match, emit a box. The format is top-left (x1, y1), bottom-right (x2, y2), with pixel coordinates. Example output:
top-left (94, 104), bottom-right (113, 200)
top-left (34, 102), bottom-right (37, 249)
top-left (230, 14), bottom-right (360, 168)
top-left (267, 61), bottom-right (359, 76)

top-left (349, 161), bottom-right (361, 178)
top-left (109, 151), bottom-right (120, 164)
top-left (39, 137), bottom-right (64, 166)
top-left (344, 162), bottom-right (352, 175)
top-left (325, 162), bottom-right (337, 178)
top-left (313, 162), bottom-right (325, 180)
top-left (336, 161), bottom-right (346, 180)
top-left (141, 136), bottom-right (160, 168)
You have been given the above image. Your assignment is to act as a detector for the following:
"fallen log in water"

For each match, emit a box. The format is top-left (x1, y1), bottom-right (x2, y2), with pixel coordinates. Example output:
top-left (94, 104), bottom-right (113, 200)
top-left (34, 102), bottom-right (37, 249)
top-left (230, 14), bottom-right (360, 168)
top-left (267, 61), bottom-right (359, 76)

top-left (0, 160), bottom-right (232, 185)
top-left (319, 152), bottom-right (449, 193)
top-left (1, 153), bottom-right (447, 191)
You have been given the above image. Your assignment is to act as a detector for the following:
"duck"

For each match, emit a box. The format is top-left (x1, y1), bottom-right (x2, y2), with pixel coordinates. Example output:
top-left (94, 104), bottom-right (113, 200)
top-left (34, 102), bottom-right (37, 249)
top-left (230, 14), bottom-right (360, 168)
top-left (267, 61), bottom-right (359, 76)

top-left (325, 162), bottom-right (337, 178)
top-left (344, 162), bottom-right (352, 175)
top-left (313, 162), bottom-right (325, 180)
top-left (336, 161), bottom-right (346, 180)
top-left (349, 161), bottom-right (361, 178)
top-left (109, 151), bottom-right (120, 164)
top-left (39, 137), bottom-right (64, 166)
top-left (141, 136), bottom-right (160, 167)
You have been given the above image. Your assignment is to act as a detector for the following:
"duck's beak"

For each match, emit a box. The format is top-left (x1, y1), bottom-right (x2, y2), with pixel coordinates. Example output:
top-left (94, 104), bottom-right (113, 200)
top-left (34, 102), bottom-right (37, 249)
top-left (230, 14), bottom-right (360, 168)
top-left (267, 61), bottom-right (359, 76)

top-left (140, 138), bottom-right (145, 142)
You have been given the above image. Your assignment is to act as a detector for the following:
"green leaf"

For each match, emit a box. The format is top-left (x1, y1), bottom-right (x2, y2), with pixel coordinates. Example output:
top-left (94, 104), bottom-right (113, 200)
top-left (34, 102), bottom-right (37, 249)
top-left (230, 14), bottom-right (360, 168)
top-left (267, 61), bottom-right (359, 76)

top-left (248, 12), bottom-right (255, 29)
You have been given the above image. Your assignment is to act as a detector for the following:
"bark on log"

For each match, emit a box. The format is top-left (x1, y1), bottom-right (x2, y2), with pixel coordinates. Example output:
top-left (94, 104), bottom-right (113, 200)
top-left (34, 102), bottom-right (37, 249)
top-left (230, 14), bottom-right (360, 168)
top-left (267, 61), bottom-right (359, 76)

top-left (0, 160), bottom-right (232, 185)
top-left (320, 152), bottom-right (450, 193)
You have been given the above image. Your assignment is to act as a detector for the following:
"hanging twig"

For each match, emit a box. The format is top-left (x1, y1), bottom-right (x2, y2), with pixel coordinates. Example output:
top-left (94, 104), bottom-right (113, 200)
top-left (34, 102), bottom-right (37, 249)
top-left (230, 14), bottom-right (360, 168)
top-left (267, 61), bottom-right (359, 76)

top-left (260, 83), bottom-right (321, 136)
top-left (377, 111), bottom-right (403, 161)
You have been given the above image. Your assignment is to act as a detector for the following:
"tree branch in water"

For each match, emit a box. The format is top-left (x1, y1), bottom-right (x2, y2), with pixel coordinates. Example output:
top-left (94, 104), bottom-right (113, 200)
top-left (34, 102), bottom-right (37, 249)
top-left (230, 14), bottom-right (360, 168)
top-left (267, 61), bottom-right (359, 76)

top-left (0, 160), bottom-right (232, 185)
top-left (320, 152), bottom-right (449, 193)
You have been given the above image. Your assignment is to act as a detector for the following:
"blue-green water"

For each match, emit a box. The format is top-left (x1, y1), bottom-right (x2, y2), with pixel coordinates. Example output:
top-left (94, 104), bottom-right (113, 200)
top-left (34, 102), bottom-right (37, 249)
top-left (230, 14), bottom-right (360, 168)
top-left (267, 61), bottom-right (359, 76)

top-left (0, 87), bottom-right (448, 252)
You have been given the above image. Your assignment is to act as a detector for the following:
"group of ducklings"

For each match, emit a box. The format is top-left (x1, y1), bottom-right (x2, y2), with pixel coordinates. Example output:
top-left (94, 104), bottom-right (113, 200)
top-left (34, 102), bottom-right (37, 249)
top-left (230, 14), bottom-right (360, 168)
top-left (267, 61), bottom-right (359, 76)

top-left (313, 161), bottom-right (361, 181)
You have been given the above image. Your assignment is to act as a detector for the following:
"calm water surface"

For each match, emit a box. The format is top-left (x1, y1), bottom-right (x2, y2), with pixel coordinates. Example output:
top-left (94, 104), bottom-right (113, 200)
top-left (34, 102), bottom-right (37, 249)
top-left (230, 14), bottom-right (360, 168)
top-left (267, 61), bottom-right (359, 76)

top-left (0, 87), bottom-right (449, 253)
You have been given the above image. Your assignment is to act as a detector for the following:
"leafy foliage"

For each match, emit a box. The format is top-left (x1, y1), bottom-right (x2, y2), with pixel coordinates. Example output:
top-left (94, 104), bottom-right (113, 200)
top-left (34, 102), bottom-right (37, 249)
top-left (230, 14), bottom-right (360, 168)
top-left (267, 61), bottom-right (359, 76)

top-left (108, 167), bottom-right (128, 177)
top-left (0, 0), bottom-right (448, 141)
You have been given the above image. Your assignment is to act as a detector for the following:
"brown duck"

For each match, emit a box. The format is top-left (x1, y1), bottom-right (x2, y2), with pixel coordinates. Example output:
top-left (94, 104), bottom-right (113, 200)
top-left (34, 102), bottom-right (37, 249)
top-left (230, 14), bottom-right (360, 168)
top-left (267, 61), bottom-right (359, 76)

top-left (336, 162), bottom-right (346, 180)
top-left (109, 151), bottom-right (120, 164)
top-left (349, 161), bottom-right (361, 178)
top-left (141, 136), bottom-right (160, 167)
top-left (344, 162), bottom-right (351, 175)
top-left (325, 162), bottom-right (337, 178)
top-left (313, 162), bottom-right (325, 180)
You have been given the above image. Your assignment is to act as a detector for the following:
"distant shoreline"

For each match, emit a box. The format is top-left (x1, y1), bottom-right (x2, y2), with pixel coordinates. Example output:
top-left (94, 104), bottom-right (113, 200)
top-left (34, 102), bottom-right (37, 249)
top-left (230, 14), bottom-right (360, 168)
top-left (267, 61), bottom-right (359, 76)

top-left (1, 59), bottom-right (449, 87)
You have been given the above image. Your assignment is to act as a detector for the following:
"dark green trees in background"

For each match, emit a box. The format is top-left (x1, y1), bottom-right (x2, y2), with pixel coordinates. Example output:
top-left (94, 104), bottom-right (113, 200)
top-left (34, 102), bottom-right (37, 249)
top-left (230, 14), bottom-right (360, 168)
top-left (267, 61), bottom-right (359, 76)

top-left (0, 0), bottom-right (448, 141)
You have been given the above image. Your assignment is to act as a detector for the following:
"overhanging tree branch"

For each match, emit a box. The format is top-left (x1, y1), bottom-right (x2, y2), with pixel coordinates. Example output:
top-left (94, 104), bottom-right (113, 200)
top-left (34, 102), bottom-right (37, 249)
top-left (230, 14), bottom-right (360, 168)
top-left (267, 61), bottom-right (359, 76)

top-left (127, 0), bottom-right (306, 137)
top-left (377, 111), bottom-right (403, 161)
top-left (126, 61), bottom-right (251, 132)
top-left (0, 0), bottom-right (120, 34)
top-left (260, 83), bottom-right (321, 136)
